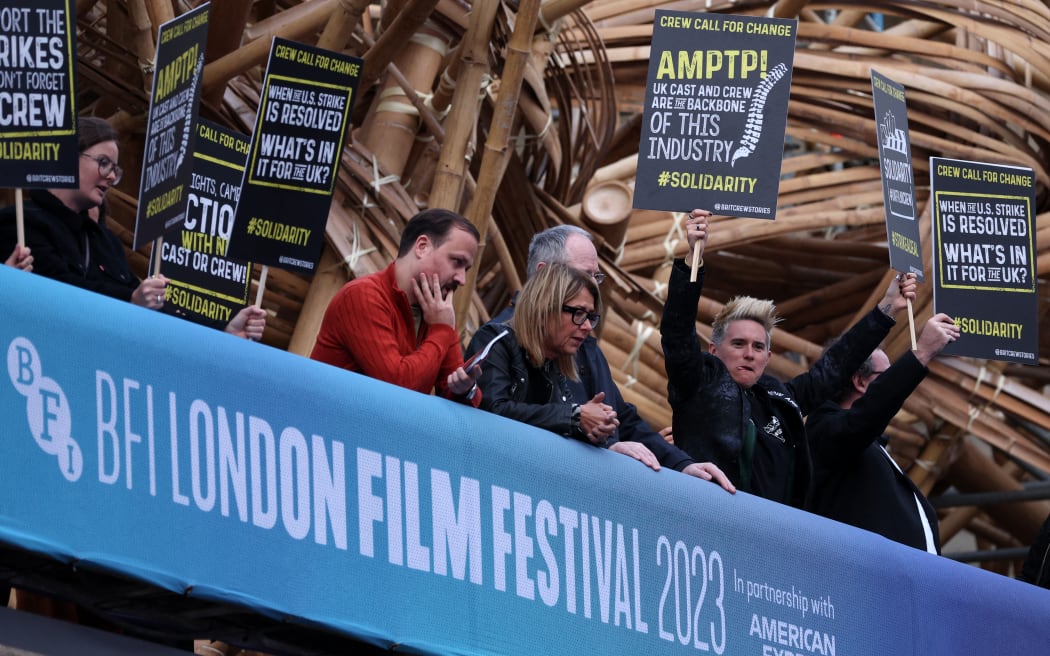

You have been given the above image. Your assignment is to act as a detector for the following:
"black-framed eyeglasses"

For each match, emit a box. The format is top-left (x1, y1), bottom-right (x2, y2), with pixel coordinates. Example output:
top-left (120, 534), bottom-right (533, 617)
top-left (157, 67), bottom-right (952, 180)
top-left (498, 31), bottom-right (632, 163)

top-left (81, 153), bottom-right (123, 184)
top-left (562, 305), bottom-right (600, 326)
top-left (592, 271), bottom-right (606, 285)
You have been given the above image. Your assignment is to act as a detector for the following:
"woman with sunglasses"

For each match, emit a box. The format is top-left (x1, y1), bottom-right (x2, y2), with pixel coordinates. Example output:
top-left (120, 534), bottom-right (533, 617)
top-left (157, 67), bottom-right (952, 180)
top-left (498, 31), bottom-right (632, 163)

top-left (0, 117), bottom-right (264, 338)
top-left (472, 262), bottom-right (622, 443)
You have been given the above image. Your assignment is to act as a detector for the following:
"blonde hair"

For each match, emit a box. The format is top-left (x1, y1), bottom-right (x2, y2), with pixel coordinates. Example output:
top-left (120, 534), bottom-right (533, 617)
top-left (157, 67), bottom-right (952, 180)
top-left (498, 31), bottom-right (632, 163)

top-left (711, 296), bottom-right (780, 348)
top-left (510, 263), bottom-right (600, 381)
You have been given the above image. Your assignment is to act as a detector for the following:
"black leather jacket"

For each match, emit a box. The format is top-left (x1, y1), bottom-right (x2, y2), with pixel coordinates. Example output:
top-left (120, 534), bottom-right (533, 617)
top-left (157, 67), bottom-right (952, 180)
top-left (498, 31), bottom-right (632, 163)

top-left (488, 301), bottom-right (695, 469)
top-left (468, 322), bottom-right (579, 438)
top-left (661, 259), bottom-right (895, 507)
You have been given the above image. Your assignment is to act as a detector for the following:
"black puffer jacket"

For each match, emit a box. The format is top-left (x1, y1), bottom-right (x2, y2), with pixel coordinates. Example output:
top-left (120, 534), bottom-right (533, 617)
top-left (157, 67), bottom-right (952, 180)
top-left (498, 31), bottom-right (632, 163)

top-left (661, 258), bottom-right (895, 507)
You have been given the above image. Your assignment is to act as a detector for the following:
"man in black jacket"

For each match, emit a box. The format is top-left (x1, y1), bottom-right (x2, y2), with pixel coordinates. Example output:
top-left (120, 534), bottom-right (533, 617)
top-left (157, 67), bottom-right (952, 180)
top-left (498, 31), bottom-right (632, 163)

top-left (661, 210), bottom-right (913, 507)
top-left (807, 313), bottom-right (958, 553)
top-left (472, 224), bottom-right (735, 492)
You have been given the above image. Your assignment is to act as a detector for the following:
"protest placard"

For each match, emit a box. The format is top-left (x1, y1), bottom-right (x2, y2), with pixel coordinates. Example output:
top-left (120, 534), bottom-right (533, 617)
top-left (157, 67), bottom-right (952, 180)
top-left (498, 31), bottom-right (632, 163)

top-left (153, 120), bottom-right (252, 330)
top-left (133, 3), bottom-right (210, 249)
top-left (930, 157), bottom-right (1037, 364)
top-left (0, 0), bottom-right (78, 189)
top-left (871, 69), bottom-right (923, 280)
top-left (634, 10), bottom-right (796, 219)
top-left (226, 38), bottom-right (362, 275)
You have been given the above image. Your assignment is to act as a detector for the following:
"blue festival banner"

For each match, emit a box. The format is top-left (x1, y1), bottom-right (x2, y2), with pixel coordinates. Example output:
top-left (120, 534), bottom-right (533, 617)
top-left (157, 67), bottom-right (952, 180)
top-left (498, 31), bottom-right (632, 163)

top-left (2, 267), bottom-right (1049, 654)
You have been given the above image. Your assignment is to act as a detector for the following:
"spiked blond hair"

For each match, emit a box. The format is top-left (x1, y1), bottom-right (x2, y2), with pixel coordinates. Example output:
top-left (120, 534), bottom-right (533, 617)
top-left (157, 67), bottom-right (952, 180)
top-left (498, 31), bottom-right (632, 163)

top-left (711, 296), bottom-right (780, 348)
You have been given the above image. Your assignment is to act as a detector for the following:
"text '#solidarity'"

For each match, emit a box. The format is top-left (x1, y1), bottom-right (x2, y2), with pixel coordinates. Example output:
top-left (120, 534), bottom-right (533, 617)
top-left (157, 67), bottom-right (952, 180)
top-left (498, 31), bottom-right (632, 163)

top-left (246, 218), bottom-right (310, 247)
top-left (164, 287), bottom-right (233, 323)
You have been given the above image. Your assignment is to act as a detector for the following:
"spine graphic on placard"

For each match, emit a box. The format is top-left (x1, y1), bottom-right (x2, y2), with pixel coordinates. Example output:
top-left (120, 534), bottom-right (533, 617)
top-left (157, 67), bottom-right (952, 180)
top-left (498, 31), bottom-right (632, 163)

top-left (176, 52), bottom-right (205, 172)
top-left (731, 62), bottom-right (788, 167)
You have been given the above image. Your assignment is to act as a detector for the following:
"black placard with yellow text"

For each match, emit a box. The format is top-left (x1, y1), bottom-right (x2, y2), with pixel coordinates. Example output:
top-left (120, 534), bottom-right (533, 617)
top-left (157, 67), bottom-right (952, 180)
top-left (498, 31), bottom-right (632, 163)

top-left (930, 157), bottom-right (1037, 364)
top-left (226, 38), bottom-right (362, 275)
top-left (634, 10), bottom-right (796, 218)
top-left (152, 120), bottom-right (253, 330)
top-left (133, 2), bottom-right (210, 249)
top-left (0, 0), bottom-right (78, 188)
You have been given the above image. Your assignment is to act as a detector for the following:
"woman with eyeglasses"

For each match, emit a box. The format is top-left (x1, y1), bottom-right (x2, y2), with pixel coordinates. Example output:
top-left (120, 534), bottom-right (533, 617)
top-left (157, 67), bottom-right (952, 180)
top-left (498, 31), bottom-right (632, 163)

top-left (0, 117), bottom-right (265, 339)
top-left (472, 262), bottom-right (622, 443)
top-left (0, 116), bottom-right (170, 308)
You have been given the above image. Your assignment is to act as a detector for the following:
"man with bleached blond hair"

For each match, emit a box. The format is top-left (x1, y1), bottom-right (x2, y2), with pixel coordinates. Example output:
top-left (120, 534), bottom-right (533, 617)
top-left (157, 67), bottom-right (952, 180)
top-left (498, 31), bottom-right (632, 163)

top-left (660, 209), bottom-right (914, 507)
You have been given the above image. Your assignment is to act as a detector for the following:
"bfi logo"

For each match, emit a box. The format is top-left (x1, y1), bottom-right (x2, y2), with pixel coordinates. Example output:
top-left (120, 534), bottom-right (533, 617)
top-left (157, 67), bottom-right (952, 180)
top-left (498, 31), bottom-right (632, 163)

top-left (7, 337), bottom-right (83, 481)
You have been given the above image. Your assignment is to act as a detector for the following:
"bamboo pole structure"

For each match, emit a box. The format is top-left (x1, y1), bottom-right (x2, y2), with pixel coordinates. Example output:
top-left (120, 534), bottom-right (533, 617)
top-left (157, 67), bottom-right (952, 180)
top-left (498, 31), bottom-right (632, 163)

top-left (945, 439), bottom-right (1050, 545)
top-left (455, 0), bottom-right (543, 325)
top-left (125, 0), bottom-right (156, 62)
top-left (316, 0), bottom-right (371, 52)
top-left (426, 2), bottom-right (500, 210)
top-left (76, 0), bottom-right (100, 18)
top-left (358, 20), bottom-right (450, 177)
top-left (201, 0), bottom-right (340, 99)
top-left (287, 244), bottom-right (345, 357)
top-left (142, 0), bottom-right (174, 29)
top-left (201, 0), bottom-right (253, 107)
top-left (359, 0), bottom-right (443, 91)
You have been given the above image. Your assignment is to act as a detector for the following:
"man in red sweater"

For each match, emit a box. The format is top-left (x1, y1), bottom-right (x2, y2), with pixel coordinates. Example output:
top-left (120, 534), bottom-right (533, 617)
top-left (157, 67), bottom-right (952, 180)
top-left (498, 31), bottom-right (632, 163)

top-left (311, 208), bottom-right (482, 406)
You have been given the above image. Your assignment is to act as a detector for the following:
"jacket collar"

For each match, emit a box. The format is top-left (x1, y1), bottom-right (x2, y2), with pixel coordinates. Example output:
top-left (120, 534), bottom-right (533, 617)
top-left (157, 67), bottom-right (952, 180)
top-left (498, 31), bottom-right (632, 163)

top-left (28, 188), bottom-right (107, 234)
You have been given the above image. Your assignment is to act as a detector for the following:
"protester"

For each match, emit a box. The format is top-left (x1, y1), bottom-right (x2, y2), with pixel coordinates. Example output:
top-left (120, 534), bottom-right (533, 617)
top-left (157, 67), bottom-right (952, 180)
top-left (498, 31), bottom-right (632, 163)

top-left (4, 244), bottom-right (32, 271)
top-left (808, 313), bottom-right (959, 553)
top-left (0, 117), bottom-right (265, 340)
top-left (477, 225), bottom-right (734, 491)
top-left (660, 209), bottom-right (913, 507)
top-left (311, 208), bottom-right (482, 405)
top-left (0, 117), bottom-right (168, 305)
top-left (472, 263), bottom-right (613, 434)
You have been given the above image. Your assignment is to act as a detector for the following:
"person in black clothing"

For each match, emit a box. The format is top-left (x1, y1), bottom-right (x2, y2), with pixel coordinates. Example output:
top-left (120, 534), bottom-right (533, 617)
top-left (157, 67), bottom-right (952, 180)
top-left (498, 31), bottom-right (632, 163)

top-left (473, 224), bottom-right (734, 491)
top-left (0, 117), bottom-right (265, 339)
top-left (0, 117), bottom-right (170, 306)
top-left (472, 263), bottom-right (610, 435)
top-left (807, 313), bottom-right (958, 553)
top-left (661, 210), bottom-right (913, 506)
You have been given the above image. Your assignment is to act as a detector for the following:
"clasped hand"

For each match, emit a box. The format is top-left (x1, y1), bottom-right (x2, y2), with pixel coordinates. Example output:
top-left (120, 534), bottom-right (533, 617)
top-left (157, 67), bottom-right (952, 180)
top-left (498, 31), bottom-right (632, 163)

top-left (579, 392), bottom-right (618, 444)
